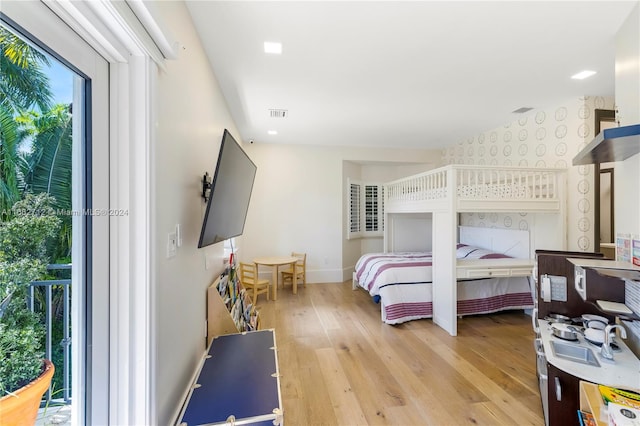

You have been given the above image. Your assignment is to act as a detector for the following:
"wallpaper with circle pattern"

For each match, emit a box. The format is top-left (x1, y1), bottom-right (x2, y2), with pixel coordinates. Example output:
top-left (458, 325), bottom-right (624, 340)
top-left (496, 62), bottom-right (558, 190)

top-left (441, 96), bottom-right (615, 252)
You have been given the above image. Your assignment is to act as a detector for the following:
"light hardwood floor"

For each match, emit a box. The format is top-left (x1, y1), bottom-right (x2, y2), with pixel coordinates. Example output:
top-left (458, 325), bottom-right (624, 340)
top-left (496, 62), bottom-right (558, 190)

top-left (257, 280), bottom-right (544, 426)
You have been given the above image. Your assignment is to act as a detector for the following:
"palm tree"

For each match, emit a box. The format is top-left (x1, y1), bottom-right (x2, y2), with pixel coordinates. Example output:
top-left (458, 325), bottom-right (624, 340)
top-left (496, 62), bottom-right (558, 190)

top-left (0, 24), bottom-right (54, 214)
top-left (20, 104), bottom-right (73, 259)
top-left (0, 26), bottom-right (53, 112)
top-left (0, 105), bottom-right (21, 215)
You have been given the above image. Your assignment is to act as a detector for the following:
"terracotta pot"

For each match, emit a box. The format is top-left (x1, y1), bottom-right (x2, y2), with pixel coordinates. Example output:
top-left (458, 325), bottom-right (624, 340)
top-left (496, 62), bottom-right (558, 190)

top-left (0, 359), bottom-right (55, 426)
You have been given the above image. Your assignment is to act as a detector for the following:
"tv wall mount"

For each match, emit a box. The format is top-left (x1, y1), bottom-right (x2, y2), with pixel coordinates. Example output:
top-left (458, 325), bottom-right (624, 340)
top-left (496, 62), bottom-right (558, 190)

top-left (201, 172), bottom-right (212, 202)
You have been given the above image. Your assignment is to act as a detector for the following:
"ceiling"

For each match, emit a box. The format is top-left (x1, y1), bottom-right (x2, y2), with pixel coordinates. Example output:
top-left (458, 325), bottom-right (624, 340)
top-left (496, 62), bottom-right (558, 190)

top-left (185, 1), bottom-right (637, 150)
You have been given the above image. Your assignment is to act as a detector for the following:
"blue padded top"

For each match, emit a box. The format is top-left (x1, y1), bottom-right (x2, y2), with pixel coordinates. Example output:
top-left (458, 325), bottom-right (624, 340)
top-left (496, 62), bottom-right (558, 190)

top-left (181, 330), bottom-right (280, 425)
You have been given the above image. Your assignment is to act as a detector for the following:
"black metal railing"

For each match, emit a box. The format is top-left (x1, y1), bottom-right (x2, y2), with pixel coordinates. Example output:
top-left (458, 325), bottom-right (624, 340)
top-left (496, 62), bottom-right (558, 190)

top-left (29, 263), bottom-right (72, 405)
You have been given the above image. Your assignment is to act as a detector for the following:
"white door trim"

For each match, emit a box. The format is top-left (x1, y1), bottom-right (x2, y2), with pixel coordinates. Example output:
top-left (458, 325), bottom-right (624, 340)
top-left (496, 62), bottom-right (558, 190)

top-left (4, 0), bottom-right (168, 423)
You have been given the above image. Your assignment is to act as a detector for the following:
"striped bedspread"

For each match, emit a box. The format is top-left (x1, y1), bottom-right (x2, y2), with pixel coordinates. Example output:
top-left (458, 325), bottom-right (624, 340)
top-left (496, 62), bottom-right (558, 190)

top-left (355, 251), bottom-right (434, 294)
top-left (354, 244), bottom-right (533, 324)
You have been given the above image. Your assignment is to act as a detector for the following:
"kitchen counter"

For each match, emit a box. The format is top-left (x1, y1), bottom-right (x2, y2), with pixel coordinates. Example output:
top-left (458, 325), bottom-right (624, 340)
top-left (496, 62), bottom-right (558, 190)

top-left (539, 319), bottom-right (640, 391)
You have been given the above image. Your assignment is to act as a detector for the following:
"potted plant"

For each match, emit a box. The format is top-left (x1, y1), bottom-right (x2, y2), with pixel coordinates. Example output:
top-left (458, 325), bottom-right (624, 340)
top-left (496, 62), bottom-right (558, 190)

top-left (0, 193), bottom-right (61, 425)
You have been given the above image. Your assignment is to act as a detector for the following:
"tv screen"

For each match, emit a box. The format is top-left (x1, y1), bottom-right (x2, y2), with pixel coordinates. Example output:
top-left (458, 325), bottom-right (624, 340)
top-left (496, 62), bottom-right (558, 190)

top-left (198, 129), bottom-right (257, 248)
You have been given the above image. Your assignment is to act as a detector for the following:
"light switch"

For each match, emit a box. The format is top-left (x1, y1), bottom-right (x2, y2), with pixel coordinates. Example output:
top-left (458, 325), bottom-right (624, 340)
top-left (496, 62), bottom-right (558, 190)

top-left (167, 232), bottom-right (177, 258)
top-left (175, 224), bottom-right (182, 247)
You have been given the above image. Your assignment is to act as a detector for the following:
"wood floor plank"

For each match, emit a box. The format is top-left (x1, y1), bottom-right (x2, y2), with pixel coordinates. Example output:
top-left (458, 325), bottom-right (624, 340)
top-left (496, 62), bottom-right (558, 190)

top-left (315, 347), bottom-right (368, 425)
top-left (297, 366), bottom-right (339, 425)
top-left (410, 325), bottom-right (539, 398)
top-left (379, 324), bottom-right (490, 405)
top-left (276, 339), bottom-right (302, 400)
top-left (467, 401), bottom-right (521, 425)
top-left (425, 339), bottom-right (543, 425)
top-left (404, 395), bottom-right (462, 425)
top-left (328, 328), bottom-right (408, 425)
top-left (258, 281), bottom-right (544, 425)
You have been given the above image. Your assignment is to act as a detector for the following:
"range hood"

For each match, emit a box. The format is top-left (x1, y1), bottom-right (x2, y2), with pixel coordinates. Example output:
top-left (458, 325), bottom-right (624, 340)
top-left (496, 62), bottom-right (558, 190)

top-left (572, 123), bottom-right (640, 165)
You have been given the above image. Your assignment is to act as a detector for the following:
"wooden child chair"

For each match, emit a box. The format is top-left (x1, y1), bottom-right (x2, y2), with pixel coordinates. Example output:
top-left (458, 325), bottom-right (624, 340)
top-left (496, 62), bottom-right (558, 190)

top-left (281, 252), bottom-right (306, 289)
top-left (239, 262), bottom-right (270, 305)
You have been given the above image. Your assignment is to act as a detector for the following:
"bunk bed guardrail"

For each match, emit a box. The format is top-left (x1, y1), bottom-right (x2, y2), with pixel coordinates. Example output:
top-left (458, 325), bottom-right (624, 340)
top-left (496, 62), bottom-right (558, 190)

top-left (384, 165), bottom-right (566, 212)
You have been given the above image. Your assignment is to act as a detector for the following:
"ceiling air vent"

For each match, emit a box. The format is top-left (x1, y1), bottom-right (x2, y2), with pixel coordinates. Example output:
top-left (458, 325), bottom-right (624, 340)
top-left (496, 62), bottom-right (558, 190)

top-left (269, 109), bottom-right (288, 118)
top-left (512, 107), bottom-right (534, 114)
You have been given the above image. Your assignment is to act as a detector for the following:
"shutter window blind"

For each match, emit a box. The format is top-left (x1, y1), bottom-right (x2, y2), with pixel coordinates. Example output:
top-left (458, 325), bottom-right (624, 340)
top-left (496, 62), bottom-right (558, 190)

top-left (349, 182), bottom-right (361, 234)
top-left (365, 185), bottom-right (379, 232)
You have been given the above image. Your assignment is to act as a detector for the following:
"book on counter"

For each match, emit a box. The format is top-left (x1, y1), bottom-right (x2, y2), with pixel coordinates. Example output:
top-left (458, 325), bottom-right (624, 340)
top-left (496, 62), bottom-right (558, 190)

top-left (607, 402), bottom-right (640, 426)
top-left (599, 385), bottom-right (640, 410)
top-left (578, 409), bottom-right (597, 426)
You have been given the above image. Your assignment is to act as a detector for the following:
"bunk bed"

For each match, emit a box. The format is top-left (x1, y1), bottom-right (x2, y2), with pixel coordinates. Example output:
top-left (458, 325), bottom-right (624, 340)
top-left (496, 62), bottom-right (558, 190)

top-left (353, 228), bottom-right (535, 325)
top-left (356, 165), bottom-right (567, 336)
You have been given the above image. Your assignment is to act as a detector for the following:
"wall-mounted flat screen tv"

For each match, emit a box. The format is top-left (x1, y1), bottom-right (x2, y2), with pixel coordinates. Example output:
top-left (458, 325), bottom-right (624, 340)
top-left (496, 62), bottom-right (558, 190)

top-left (198, 129), bottom-right (257, 248)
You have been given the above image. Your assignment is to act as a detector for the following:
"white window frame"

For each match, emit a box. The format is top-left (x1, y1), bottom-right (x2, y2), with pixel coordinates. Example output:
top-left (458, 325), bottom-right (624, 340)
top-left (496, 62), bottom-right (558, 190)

top-left (2, 1), bottom-right (177, 425)
top-left (347, 179), bottom-right (384, 239)
top-left (347, 179), bottom-right (362, 239)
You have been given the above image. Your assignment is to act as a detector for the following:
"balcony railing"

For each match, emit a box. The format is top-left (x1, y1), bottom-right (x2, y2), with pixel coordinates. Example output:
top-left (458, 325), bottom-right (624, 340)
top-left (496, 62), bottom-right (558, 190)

top-left (29, 263), bottom-right (72, 406)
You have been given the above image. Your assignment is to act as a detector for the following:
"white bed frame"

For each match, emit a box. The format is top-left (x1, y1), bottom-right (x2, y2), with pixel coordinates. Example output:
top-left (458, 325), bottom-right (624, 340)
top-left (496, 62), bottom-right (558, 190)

top-left (383, 165), bottom-right (567, 336)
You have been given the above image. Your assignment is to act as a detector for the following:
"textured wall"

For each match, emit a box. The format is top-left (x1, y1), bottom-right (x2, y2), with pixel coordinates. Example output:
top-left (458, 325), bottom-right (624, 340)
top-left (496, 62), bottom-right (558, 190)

top-left (442, 96), bottom-right (615, 252)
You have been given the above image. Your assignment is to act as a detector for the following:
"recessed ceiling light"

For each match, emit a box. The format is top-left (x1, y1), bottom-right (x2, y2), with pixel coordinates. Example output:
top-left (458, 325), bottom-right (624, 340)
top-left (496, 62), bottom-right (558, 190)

top-left (264, 42), bottom-right (282, 54)
top-left (571, 70), bottom-right (597, 80)
top-left (267, 130), bottom-right (278, 135)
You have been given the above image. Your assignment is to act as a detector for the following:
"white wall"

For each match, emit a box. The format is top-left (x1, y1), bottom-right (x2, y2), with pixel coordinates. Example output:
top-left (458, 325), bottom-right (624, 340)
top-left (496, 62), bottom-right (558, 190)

top-left (149, 2), bottom-right (245, 423)
top-left (614, 3), bottom-right (640, 236)
top-left (241, 144), bottom-right (441, 283)
top-left (386, 213), bottom-right (433, 252)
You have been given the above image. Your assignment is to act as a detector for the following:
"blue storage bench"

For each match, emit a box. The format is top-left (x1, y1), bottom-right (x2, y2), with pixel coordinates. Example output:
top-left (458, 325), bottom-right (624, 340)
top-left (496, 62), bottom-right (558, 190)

top-left (177, 329), bottom-right (282, 425)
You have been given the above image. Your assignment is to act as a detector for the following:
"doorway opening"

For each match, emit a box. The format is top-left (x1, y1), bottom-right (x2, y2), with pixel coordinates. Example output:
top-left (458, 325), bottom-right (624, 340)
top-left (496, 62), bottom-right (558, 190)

top-left (593, 109), bottom-right (616, 258)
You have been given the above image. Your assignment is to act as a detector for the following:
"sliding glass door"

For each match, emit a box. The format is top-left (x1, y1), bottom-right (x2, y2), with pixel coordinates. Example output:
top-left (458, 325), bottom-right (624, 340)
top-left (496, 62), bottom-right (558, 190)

top-left (1, 3), bottom-right (109, 424)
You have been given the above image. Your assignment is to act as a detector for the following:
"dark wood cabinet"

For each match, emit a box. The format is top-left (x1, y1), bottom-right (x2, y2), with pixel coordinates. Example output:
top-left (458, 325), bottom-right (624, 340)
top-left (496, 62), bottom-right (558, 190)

top-left (535, 250), bottom-right (622, 320)
top-left (546, 362), bottom-right (582, 426)
top-left (536, 250), bottom-right (602, 319)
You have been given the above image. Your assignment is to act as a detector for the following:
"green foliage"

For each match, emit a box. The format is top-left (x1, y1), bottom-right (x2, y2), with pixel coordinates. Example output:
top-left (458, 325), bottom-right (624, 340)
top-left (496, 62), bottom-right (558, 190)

top-left (0, 26), bottom-right (53, 113)
top-left (0, 104), bottom-right (23, 213)
top-left (0, 193), bottom-right (60, 396)
top-left (1, 22), bottom-right (71, 257)
top-left (0, 257), bottom-right (47, 312)
top-left (19, 105), bottom-right (73, 259)
top-left (0, 23), bottom-right (71, 397)
top-left (0, 22), bottom-right (55, 219)
top-left (0, 193), bottom-right (60, 260)
top-left (0, 319), bottom-right (45, 394)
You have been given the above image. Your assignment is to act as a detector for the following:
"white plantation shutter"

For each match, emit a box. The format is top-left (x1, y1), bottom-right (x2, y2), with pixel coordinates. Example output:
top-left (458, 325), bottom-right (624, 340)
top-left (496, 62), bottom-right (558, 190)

top-left (349, 181), bottom-right (361, 237)
top-left (365, 185), bottom-right (379, 232)
top-left (380, 185), bottom-right (385, 232)
top-left (347, 180), bottom-right (383, 239)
